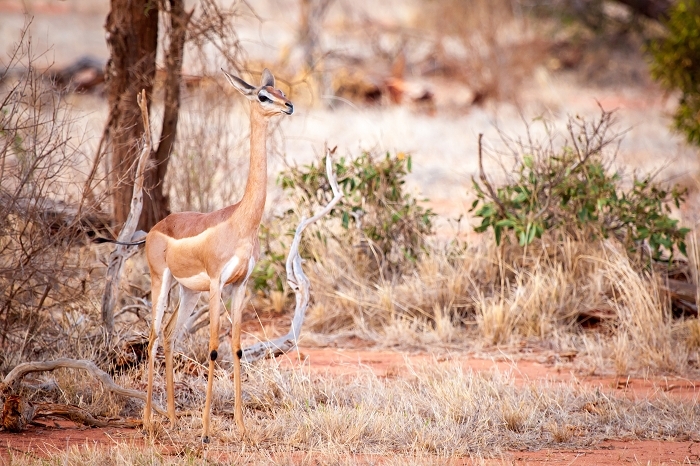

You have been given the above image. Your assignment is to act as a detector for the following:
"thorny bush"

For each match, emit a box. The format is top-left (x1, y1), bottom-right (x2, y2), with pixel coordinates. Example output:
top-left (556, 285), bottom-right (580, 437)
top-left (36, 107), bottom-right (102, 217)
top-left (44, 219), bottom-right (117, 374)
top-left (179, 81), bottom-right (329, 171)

top-left (470, 110), bottom-right (689, 263)
top-left (0, 28), bottom-right (98, 372)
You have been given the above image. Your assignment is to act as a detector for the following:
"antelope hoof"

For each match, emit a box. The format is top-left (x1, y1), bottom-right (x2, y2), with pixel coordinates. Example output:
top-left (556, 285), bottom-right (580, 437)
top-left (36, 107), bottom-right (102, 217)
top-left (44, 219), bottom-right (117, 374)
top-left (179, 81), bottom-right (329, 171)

top-left (202, 436), bottom-right (210, 444)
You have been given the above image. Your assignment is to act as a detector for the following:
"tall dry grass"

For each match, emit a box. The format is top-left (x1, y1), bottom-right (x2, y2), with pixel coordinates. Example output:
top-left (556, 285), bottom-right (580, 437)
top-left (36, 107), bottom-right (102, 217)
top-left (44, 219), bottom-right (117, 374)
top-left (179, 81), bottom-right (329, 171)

top-left (294, 227), bottom-right (698, 375)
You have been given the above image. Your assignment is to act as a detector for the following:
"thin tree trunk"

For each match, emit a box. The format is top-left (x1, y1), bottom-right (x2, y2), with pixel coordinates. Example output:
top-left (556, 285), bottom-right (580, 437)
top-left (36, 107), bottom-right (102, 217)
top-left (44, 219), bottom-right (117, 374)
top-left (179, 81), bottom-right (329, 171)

top-left (141, 0), bottom-right (192, 230)
top-left (299, 0), bottom-right (333, 106)
top-left (104, 0), bottom-right (158, 229)
top-left (614, 0), bottom-right (672, 20)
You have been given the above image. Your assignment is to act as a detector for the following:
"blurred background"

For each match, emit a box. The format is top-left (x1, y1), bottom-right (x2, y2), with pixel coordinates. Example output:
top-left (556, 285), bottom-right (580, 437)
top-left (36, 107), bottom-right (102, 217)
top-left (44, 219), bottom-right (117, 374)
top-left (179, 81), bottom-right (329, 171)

top-left (0, 0), bottom-right (694, 225)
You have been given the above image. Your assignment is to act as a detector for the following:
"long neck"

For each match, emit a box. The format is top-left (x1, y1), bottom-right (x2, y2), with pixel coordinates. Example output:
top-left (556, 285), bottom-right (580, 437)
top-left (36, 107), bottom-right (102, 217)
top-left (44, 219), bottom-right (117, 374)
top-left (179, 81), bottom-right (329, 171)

top-left (237, 105), bottom-right (269, 233)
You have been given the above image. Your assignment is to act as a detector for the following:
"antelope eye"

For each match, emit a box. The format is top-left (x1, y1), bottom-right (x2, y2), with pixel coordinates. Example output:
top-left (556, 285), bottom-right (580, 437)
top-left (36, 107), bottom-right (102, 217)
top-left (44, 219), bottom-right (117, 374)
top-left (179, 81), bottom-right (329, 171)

top-left (258, 94), bottom-right (271, 103)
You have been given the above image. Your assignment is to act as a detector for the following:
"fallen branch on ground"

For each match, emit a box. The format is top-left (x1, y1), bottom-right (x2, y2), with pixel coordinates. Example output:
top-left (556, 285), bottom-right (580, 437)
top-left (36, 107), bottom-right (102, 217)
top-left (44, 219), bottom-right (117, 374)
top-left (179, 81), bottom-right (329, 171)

top-left (0, 357), bottom-right (167, 432)
top-left (2, 395), bottom-right (141, 432)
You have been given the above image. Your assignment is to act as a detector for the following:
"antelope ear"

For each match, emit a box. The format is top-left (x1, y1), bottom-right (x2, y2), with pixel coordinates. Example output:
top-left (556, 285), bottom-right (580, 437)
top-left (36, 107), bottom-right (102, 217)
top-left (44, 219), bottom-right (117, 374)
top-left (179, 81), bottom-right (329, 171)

top-left (260, 68), bottom-right (275, 88)
top-left (222, 69), bottom-right (255, 96)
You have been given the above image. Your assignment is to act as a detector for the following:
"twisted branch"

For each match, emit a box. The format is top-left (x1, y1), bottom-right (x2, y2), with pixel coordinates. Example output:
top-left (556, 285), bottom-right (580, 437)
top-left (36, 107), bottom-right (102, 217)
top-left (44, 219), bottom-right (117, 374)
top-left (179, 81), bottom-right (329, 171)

top-left (243, 146), bottom-right (343, 362)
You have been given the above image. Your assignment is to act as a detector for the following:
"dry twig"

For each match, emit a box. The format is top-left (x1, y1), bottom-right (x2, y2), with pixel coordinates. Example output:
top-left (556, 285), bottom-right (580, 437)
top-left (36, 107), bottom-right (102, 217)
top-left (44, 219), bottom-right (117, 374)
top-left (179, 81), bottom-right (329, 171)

top-left (477, 133), bottom-right (506, 216)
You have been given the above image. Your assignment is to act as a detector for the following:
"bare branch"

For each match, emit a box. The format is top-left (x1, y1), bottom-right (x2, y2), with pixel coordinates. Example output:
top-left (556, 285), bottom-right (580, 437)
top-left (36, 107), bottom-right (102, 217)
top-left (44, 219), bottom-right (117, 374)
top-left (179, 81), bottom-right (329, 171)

top-left (243, 146), bottom-right (343, 362)
top-left (101, 90), bottom-right (152, 334)
top-left (477, 133), bottom-right (507, 216)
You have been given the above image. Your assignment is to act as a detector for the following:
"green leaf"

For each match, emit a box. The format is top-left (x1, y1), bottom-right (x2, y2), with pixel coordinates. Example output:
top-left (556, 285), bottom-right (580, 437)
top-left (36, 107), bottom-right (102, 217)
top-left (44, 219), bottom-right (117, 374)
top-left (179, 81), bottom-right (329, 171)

top-left (518, 230), bottom-right (528, 246)
top-left (475, 204), bottom-right (496, 218)
top-left (526, 223), bottom-right (537, 244)
top-left (495, 219), bottom-right (516, 228)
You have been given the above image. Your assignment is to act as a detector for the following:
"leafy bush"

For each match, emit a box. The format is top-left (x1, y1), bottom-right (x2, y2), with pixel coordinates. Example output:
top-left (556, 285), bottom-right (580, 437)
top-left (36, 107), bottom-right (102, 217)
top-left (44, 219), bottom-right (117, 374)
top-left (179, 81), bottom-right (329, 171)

top-left (253, 151), bottom-right (435, 294)
top-left (649, 0), bottom-right (700, 146)
top-left (470, 110), bottom-right (689, 262)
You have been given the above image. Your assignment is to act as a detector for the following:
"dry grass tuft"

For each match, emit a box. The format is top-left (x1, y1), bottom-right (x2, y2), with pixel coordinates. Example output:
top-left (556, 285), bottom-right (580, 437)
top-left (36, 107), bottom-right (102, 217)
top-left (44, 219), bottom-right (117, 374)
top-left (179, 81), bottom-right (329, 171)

top-left (599, 244), bottom-right (687, 374)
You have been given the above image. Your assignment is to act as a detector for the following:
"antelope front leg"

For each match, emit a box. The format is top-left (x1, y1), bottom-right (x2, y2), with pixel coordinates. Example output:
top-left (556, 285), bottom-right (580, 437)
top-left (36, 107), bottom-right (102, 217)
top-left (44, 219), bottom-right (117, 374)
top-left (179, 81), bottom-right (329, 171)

top-left (202, 278), bottom-right (221, 443)
top-left (144, 269), bottom-right (172, 433)
top-left (230, 283), bottom-right (248, 436)
top-left (163, 285), bottom-right (200, 428)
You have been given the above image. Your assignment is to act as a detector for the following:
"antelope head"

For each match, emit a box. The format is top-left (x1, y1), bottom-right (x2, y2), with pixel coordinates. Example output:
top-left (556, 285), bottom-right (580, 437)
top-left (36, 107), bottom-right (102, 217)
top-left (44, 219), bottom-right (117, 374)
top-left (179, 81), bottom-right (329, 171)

top-left (223, 68), bottom-right (294, 116)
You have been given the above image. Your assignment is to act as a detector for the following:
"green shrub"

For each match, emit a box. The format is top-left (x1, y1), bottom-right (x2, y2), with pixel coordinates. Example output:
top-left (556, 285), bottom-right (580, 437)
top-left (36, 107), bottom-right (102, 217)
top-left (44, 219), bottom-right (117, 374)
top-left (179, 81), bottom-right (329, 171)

top-left (648, 0), bottom-right (700, 146)
top-left (253, 151), bottom-right (435, 294)
top-left (470, 110), bottom-right (689, 262)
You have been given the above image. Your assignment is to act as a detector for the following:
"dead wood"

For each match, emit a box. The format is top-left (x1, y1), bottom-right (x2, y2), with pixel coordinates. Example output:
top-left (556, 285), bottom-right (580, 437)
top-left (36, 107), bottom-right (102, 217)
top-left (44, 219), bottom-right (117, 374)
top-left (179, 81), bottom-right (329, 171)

top-left (101, 90), bottom-right (152, 335)
top-left (2, 396), bottom-right (141, 432)
top-left (243, 146), bottom-right (343, 363)
top-left (661, 277), bottom-right (698, 318)
top-left (0, 193), bottom-right (113, 240)
top-left (0, 357), bottom-right (167, 419)
top-left (662, 278), bottom-right (697, 303)
top-left (2, 394), bottom-right (34, 432)
top-left (612, 0), bottom-right (672, 21)
top-left (48, 56), bottom-right (105, 93)
top-left (33, 403), bottom-right (141, 428)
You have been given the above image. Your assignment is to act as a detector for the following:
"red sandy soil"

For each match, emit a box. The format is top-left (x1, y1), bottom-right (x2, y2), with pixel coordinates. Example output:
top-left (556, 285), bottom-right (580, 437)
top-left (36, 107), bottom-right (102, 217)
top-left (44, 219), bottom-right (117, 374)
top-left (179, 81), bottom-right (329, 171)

top-left (508, 441), bottom-right (700, 465)
top-left (0, 421), bottom-right (134, 463)
top-left (280, 347), bottom-right (700, 402)
top-left (2, 347), bottom-right (699, 465)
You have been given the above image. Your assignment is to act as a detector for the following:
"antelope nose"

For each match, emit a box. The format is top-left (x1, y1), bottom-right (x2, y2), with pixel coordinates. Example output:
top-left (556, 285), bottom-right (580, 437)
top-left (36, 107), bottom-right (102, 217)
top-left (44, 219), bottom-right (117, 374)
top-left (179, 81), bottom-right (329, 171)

top-left (285, 102), bottom-right (294, 115)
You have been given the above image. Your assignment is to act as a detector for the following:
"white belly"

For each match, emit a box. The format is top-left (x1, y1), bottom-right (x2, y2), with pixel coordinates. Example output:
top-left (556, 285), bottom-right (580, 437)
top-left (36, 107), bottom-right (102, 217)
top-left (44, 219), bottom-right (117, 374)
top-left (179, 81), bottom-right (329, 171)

top-left (172, 256), bottom-right (255, 292)
top-left (173, 271), bottom-right (211, 291)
